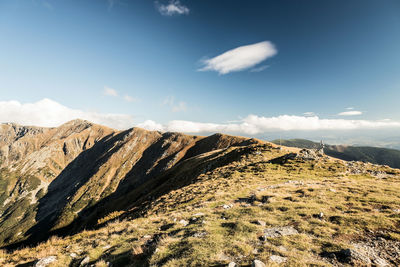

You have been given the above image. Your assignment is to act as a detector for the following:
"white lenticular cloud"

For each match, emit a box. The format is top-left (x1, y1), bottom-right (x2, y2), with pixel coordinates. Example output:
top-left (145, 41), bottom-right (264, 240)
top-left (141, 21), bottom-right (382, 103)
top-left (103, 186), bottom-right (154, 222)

top-left (0, 98), bottom-right (134, 130)
top-left (338, 111), bottom-right (362, 116)
top-left (156, 0), bottom-right (189, 16)
top-left (199, 41), bottom-right (277, 75)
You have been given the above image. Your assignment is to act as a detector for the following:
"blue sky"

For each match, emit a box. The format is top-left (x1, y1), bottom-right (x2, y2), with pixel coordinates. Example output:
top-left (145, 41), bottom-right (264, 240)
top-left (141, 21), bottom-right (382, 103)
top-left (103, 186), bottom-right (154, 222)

top-left (1, 0), bottom-right (400, 145)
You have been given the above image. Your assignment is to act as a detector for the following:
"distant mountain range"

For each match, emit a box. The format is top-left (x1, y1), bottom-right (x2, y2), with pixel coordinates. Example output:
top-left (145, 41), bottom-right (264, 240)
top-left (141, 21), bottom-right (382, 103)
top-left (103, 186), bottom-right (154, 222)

top-left (271, 138), bottom-right (400, 169)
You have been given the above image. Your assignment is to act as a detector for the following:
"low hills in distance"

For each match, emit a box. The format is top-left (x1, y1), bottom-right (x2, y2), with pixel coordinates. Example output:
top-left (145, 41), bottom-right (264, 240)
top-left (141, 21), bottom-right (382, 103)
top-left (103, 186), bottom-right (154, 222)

top-left (271, 138), bottom-right (400, 169)
top-left (0, 120), bottom-right (399, 266)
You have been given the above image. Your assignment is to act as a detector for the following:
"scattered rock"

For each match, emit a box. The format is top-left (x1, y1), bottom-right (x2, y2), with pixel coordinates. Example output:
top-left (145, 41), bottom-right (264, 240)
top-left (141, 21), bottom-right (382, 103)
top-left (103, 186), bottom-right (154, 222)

top-left (217, 253), bottom-right (231, 262)
top-left (252, 259), bottom-right (266, 267)
top-left (261, 226), bottom-right (298, 240)
top-left (352, 242), bottom-right (390, 266)
top-left (374, 257), bottom-right (389, 266)
top-left (80, 256), bottom-right (90, 266)
top-left (227, 262), bottom-right (237, 267)
top-left (298, 149), bottom-right (321, 160)
top-left (339, 248), bottom-right (371, 264)
top-left (329, 188), bottom-right (336, 192)
top-left (70, 253), bottom-right (77, 258)
top-left (269, 255), bottom-right (287, 264)
top-left (193, 231), bottom-right (207, 238)
top-left (142, 235), bottom-right (152, 239)
top-left (179, 219), bottom-right (189, 226)
top-left (35, 256), bottom-right (57, 267)
top-left (278, 246), bottom-right (288, 252)
top-left (222, 204), bottom-right (233, 209)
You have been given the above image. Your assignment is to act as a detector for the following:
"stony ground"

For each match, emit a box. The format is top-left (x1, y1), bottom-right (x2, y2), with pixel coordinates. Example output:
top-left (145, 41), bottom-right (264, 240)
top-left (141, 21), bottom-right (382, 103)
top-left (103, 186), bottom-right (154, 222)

top-left (1, 144), bottom-right (399, 267)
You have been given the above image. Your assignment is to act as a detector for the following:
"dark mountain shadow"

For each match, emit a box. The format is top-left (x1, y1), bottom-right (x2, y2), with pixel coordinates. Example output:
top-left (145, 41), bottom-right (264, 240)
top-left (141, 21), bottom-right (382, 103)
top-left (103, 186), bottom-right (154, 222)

top-left (4, 130), bottom-right (131, 250)
top-left (4, 131), bottom-right (260, 251)
top-left (181, 133), bottom-right (258, 161)
top-left (75, 144), bottom-right (258, 230)
top-left (60, 134), bottom-right (261, 231)
top-left (39, 133), bottom-right (222, 233)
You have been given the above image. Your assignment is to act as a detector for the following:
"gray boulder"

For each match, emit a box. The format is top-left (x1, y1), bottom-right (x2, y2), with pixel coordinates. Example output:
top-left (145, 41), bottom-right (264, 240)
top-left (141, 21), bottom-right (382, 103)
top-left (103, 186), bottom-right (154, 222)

top-left (269, 255), bottom-right (287, 264)
top-left (35, 256), bottom-right (57, 267)
top-left (261, 226), bottom-right (298, 240)
top-left (252, 259), bottom-right (266, 267)
top-left (80, 256), bottom-right (90, 266)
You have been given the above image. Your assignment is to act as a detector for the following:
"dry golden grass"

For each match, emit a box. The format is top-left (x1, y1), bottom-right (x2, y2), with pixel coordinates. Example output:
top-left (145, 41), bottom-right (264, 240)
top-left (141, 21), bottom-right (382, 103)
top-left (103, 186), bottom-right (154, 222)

top-left (2, 145), bottom-right (400, 266)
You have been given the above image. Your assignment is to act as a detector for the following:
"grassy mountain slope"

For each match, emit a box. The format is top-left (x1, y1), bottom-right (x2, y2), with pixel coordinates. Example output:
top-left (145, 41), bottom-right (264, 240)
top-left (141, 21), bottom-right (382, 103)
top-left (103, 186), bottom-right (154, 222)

top-left (0, 121), bottom-right (259, 247)
top-left (0, 120), bottom-right (116, 245)
top-left (271, 139), bottom-right (400, 169)
top-left (0, 124), bottom-right (400, 266)
top-left (1, 143), bottom-right (399, 266)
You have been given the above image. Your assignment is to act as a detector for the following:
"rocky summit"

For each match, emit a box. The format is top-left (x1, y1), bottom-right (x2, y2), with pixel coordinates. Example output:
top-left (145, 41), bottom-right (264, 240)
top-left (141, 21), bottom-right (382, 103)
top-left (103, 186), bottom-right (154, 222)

top-left (0, 120), bottom-right (399, 266)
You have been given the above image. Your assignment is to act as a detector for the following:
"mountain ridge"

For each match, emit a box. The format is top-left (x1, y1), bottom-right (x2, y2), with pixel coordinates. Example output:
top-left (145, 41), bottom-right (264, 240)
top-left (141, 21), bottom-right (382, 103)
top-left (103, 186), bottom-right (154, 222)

top-left (0, 121), bottom-right (400, 266)
top-left (0, 120), bottom-right (263, 247)
top-left (271, 138), bottom-right (400, 169)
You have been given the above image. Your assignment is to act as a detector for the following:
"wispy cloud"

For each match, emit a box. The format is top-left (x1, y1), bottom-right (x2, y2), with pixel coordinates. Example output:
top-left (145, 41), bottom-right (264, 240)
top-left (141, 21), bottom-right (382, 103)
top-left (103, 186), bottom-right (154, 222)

top-left (123, 95), bottom-right (138, 102)
top-left (338, 110), bottom-right (362, 116)
top-left (199, 41), bottom-right (277, 75)
top-left (108, 0), bottom-right (115, 9)
top-left (138, 115), bottom-right (400, 134)
top-left (0, 99), bottom-right (134, 130)
top-left (42, 0), bottom-right (53, 10)
top-left (250, 65), bottom-right (269, 73)
top-left (103, 86), bottom-right (118, 97)
top-left (107, 0), bottom-right (124, 10)
top-left (156, 0), bottom-right (189, 16)
top-left (163, 96), bottom-right (187, 112)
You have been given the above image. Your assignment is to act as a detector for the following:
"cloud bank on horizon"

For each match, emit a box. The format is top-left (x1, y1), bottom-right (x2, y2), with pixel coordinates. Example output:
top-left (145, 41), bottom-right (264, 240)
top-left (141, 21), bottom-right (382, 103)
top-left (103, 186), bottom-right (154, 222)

top-left (199, 41), bottom-right (277, 75)
top-left (1, 99), bottom-right (399, 135)
top-left (0, 98), bottom-right (134, 130)
top-left (338, 110), bottom-right (363, 116)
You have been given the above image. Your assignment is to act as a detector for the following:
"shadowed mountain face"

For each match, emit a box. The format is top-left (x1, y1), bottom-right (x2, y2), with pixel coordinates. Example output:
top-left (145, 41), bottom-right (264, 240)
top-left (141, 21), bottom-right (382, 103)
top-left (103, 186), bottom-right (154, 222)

top-left (0, 120), bottom-right (260, 247)
top-left (271, 139), bottom-right (400, 169)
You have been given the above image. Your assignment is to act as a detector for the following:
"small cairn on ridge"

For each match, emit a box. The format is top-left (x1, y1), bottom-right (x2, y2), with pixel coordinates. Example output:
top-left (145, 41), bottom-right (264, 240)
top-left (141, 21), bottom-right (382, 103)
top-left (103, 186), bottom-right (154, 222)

top-left (298, 140), bottom-right (325, 160)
